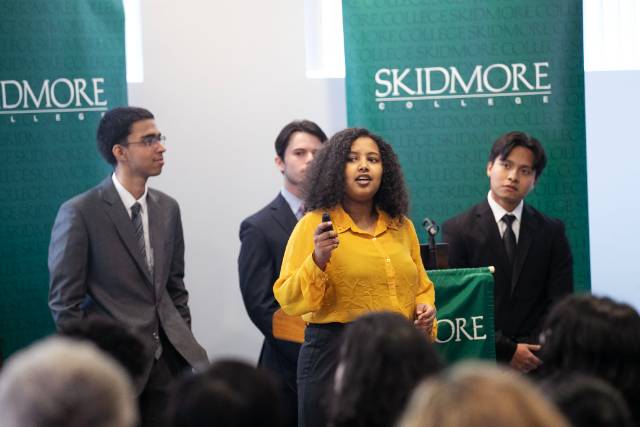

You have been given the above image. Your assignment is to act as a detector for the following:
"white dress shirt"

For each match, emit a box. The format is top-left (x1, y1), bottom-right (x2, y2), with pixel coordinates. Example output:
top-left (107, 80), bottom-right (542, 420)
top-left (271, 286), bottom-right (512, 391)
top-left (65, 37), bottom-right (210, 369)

top-left (112, 174), bottom-right (153, 269)
top-left (280, 186), bottom-right (304, 220)
top-left (487, 191), bottom-right (524, 243)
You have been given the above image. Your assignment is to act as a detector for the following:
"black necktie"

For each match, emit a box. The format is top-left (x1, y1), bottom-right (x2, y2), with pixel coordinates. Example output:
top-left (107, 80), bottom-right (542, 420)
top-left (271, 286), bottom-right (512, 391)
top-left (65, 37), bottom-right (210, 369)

top-left (130, 202), bottom-right (148, 267)
top-left (502, 214), bottom-right (517, 264)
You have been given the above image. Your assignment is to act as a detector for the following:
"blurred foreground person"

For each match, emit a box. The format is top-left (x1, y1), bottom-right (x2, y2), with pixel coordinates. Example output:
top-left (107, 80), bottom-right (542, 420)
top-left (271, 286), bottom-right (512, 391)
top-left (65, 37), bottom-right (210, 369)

top-left (397, 362), bottom-right (570, 427)
top-left (0, 336), bottom-right (137, 427)
top-left (538, 294), bottom-right (640, 424)
top-left (540, 373), bottom-right (634, 427)
top-left (166, 359), bottom-right (285, 427)
top-left (59, 318), bottom-right (147, 380)
top-left (329, 311), bottom-right (443, 427)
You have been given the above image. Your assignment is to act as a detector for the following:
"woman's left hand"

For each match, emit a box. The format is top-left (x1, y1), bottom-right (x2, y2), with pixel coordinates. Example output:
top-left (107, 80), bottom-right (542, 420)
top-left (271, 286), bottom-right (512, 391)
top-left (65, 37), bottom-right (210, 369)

top-left (414, 303), bottom-right (436, 340)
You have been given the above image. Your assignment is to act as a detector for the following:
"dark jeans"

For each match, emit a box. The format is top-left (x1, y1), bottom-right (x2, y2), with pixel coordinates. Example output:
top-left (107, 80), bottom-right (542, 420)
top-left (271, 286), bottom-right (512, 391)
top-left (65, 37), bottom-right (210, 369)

top-left (297, 323), bottom-right (345, 427)
top-left (259, 338), bottom-right (301, 427)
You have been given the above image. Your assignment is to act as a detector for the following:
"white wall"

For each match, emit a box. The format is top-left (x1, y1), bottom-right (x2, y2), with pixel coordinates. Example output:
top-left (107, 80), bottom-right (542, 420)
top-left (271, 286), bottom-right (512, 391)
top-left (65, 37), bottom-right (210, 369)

top-left (585, 70), bottom-right (640, 308)
top-left (127, 0), bottom-right (346, 362)
top-left (128, 1), bottom-right (638, 362)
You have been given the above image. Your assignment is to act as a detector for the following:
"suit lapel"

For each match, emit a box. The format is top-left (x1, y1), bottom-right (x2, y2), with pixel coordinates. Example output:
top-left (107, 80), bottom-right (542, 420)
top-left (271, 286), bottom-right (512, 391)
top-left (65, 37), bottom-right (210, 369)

top-left (511, 204), bottom-right (534, 294)
top-left (270, 193), bottom-right (297, 234)
top-left (476, 202), bottom-right (512, 279)
top-left (99, 177), bottom-right (153, 287)
top-left (147, 190), bottom-right (165, 290)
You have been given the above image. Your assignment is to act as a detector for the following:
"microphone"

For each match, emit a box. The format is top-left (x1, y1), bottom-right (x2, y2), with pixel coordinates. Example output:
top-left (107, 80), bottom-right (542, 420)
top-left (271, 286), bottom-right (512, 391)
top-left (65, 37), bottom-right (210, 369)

top-left (422, 217), bottom-right (440, 237)
top-left (422, 217), bottom-right (439, 255)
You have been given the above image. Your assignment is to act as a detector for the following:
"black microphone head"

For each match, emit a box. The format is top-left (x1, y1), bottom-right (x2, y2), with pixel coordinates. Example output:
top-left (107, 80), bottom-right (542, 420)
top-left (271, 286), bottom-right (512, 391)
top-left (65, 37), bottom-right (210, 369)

top-left (423, 217), bottom-right (439, 237)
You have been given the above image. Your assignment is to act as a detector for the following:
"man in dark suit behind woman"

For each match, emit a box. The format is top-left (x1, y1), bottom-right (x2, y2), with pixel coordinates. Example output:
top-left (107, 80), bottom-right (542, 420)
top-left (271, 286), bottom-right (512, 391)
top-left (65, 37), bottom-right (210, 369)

top-left (238, 120), bottom-right (327, 427)
top-left (442, 131), bottom-right (573, 374)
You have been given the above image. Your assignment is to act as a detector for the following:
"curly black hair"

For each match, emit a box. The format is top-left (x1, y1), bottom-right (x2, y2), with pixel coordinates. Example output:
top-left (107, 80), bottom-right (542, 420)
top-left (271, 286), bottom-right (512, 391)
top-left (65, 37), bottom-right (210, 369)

top-left (302, 128), bottom-right (409, 219)
top-left (328, 312), bottom-right (443, 427)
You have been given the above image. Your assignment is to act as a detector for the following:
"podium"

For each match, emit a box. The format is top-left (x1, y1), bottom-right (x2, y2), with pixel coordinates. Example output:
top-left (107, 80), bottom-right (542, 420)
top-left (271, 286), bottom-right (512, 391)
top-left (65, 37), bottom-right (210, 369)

top-left (272, 309), bottom-right (305, 343)
top-left (420, 243), bottom-right (449, 270)
top-left (428, 267), bottom-right (496, 362)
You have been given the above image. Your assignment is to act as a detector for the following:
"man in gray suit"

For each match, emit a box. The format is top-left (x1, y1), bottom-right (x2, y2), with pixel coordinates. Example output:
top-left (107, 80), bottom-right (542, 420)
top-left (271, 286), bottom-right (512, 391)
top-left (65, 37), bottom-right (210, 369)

top-left (48, 107), bottom-right (208, 426)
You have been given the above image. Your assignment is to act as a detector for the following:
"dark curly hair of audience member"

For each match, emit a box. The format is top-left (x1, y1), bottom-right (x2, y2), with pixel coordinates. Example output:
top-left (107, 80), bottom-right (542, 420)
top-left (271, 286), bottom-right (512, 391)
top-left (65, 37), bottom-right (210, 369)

top-left (302, 128), bottom-right (409, 219)
top-left (538, 294), bottom-right (640, 424)
top-left (166, 359), bottom-right (285, 427)
top-left (328, 311), bottom-right (443, 427)
top-left (59, 318), bottom-right (147, 380)
top-left (539, 373), bottom-right (633, 427)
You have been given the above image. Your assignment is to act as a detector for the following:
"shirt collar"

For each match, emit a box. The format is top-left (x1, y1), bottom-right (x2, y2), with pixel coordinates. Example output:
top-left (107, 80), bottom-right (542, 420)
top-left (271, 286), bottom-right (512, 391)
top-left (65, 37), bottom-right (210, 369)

top-left (329, 204), bottom-right (401, 235)
top-left (487, 191), bottom-right (523, 224)
top-left (280, 186), bottom-right (303, 216)
top-left (112, 173), bottom-right (149, 212)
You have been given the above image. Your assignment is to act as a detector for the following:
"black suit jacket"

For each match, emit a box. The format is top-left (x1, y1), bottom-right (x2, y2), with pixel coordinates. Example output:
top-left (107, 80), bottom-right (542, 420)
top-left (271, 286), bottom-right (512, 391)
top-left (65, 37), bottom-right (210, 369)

top-left (238, 193), bottom-right (301, 394)
top-left (442, 200), bottom-right (573, 362)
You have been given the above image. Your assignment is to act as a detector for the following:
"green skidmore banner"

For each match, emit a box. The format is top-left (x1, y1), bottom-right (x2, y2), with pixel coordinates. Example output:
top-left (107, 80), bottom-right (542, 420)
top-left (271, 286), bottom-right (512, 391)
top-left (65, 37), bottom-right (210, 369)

top-left (0, 1), bottom-right (127, 358)
top-left (342, 1), bottom-right (590, 292)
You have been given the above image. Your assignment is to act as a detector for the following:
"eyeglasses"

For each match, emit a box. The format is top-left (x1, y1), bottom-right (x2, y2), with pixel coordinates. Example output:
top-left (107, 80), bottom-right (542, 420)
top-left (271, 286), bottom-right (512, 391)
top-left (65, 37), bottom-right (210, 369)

top-left (125, 134), bottom-right (166, 147)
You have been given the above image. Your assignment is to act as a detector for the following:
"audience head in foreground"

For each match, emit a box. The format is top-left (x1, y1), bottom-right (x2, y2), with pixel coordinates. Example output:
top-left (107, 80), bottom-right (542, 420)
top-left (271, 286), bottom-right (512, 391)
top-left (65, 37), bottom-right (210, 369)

top-left (59, 318), bottom-right (147, 381)
top-left (538, 293), bottom-right (640, 423)
top-left (0, 336), bottom-right (137, 427)
top-left (166, 359), bottom-right (285, 427)
top-left (397, 362), bottom-right (570, 427)
top-left (329, 311), bottom-right (443, 427)
top-left (540, 373), bottom-right (634, 427)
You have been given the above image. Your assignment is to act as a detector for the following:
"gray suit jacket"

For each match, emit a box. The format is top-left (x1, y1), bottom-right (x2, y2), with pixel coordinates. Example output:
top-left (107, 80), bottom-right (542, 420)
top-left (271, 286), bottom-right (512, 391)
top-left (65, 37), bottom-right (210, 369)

top-left (48, 177), bottom-right (208, 393)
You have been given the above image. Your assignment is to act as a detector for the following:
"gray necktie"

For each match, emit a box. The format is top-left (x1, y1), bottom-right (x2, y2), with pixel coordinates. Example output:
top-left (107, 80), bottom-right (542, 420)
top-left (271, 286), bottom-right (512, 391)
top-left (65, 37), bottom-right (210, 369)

top-left (502, 214), bottom-right (517, 264)
top-left (130, 202), bottom-right (148, 268)
top-left (132, 202), bottom-right (161, 359)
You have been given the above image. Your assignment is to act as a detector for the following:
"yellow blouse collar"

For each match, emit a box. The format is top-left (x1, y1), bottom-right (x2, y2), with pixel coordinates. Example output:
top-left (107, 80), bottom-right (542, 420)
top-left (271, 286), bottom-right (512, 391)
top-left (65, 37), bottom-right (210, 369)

top-left (328, 204), bottom-right (401, 235)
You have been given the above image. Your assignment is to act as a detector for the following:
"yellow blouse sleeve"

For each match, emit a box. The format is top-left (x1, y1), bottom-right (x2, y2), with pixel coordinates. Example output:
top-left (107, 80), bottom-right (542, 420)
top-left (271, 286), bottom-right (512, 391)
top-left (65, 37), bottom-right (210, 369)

top-left (406, 218), bottom-right (438, 340)
top-left (273, 213), bottom-right (329, 316)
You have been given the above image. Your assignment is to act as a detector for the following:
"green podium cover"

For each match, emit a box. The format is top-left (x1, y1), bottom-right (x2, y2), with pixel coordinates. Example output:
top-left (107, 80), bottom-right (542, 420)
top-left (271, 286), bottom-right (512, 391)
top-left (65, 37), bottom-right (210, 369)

top-left (429, 267), bottom-right (495, 363)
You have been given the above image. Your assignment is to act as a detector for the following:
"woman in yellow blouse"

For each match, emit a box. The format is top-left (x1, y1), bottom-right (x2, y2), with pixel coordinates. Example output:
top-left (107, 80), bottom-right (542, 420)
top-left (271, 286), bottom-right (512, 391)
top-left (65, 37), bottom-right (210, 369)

top-left (273, 128), bottom-right (436, 427)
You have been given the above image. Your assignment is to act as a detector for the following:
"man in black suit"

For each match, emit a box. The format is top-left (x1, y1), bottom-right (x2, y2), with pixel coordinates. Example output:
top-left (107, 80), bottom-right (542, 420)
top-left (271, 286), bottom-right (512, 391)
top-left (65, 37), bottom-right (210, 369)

top-left (48, 107), bottom-right (208, 426)
top-left (238, 120), bottom-right (327, 426)
top-left (442, 131), bottom-right (573, 373)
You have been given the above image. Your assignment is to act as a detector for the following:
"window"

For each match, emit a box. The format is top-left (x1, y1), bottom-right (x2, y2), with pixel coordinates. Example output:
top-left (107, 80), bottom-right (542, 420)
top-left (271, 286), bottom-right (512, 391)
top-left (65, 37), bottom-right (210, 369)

top-left (124, 0), bottom-right (144, 83)
top-left (303, 0), bottom-right (640, 76)
top-left (304, 0), bottom-right (345, 79)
